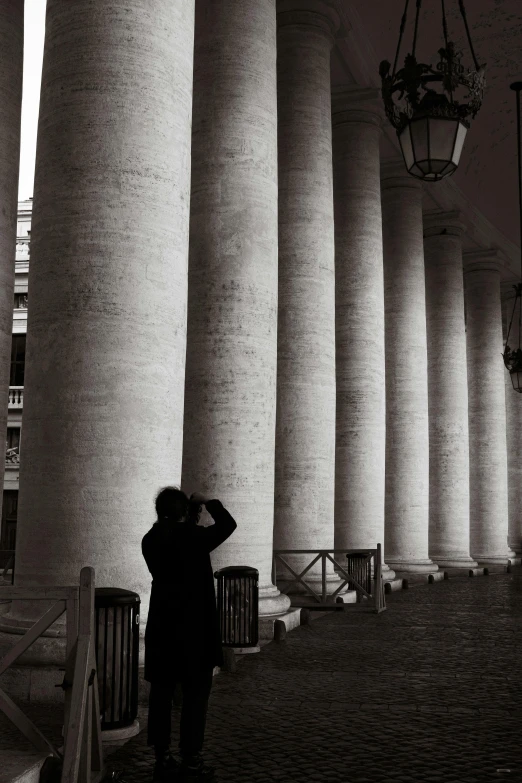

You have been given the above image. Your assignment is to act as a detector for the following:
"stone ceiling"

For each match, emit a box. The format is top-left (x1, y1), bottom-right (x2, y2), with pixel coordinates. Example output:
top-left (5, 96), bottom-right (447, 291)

top-left (331, 0), bottom-right (522, 278)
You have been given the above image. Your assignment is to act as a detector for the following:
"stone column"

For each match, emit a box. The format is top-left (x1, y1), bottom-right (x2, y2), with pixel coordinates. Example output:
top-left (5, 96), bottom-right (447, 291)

top-left (332, 88), bottom-right (394, 579)
top-left (7, 0), bottom-right (195, 624)
top-left (423, 211), bottom-right (477, 568)
top-left (182, 0), bottom-right (291, 618)
top-left (381, 159), bottom-right (437, 574)
top-left (0, 2), bottom-right (23, 473)
top-left (273, 1), bottom-right (340, 590)
top-left (502, 290), bottom-right (522, 558)
top-left (464, 251), bottom-right (512, 563)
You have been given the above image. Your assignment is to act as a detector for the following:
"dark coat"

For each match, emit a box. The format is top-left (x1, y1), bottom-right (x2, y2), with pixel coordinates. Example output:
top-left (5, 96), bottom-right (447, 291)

top-left (142, 499), bottom-right (237, 682)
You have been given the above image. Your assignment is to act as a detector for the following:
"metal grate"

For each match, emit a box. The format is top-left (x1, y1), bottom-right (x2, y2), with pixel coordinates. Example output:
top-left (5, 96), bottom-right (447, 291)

top-left (215, 567), bottom-right (259, 648)
top-left (94, 589), bottom-right (140, 731)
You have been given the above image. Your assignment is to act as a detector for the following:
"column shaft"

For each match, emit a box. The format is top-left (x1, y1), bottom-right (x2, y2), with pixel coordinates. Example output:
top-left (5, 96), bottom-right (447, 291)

top-left (464, 253), bottom-right (511, 563)
top-left (503, 293), bottom-right (522, 556)
top-left (423, 213), bottom-right (477, 567)
top-left (13, 0), bottom-right (194, 614)
top-left (0, 2), bottom-right (23, 475)
top-left (274, 3), bottom-right (338, 584)
top-left (182, 0), bottom-right (290, 617)
top-left (381, 161), bottom-right (436, 574)
top-left (332, 89), bottom-right (391, 576)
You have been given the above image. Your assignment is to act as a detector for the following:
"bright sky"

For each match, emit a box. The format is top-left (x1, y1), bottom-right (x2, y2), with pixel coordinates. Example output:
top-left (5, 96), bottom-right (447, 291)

top-left (18, 0), bottom-right (46, 200)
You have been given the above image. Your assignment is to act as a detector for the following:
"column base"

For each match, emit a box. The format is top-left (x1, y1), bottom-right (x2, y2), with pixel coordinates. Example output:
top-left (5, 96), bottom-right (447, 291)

top-left (508, 556), bottom-right (522, 566)
top-left (472, 554), bottom-right (510, 565)
top-left (258, 583), bottom-right (292, 617)
top-left (385, 559), bottom-right (439, 575)
top-left (258, 608), bottom-right (302, 640)
top-left (381, 563), bottom-right (396, 580)
top-left (431, 556), bottom-right (479, 569)
top-left (383, 578), bottom-right (405, 593)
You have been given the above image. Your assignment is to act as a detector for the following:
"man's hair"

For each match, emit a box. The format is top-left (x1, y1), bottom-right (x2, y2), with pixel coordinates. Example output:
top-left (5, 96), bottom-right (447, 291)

top-left (155, 486), bottom-right (190, 522)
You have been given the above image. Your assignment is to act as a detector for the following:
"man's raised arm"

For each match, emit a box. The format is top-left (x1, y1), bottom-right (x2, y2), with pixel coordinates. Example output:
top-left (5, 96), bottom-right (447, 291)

top-left (193, 495), bottom-right (237, 553)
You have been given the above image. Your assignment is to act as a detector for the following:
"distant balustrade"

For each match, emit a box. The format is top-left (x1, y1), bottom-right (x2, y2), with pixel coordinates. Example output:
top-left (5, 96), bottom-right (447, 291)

top-left (8, 387), bottom-right (23, 408)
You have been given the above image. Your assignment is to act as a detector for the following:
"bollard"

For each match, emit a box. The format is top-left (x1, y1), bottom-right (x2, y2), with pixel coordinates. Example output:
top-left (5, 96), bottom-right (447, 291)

top-left (402, 579), bottom-right (409, 589)
top-left (300, 608), bottom-right (311, 625)
top-left (384, 582), bottom-right (392, 594)
top-left (484, 567), bottom-right (489, 576)
top-left (222, 647), bottom-right (237, 673)
top-left (428, 574), bottom-right (435, 584)
top-left (444, 571), bottom-right (449, 580)
top-left (274, 619), bottom-right (287, 642)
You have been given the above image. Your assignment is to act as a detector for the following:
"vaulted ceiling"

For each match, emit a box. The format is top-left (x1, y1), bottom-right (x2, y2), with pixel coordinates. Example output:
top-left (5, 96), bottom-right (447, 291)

top-left (331, 0), bottom-right (522, 280)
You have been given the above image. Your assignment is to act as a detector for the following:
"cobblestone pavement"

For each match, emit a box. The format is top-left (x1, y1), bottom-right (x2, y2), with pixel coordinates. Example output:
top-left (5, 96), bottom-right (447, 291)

top-left (5, 571), bottom-right (519, 783)
top-left (105, 569), bottom-right (522, 783)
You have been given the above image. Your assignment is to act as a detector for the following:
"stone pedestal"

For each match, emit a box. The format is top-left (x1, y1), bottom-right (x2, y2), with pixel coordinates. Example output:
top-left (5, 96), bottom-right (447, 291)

top-left (464, 252), bottom-right (512, 564)
top-left (273, 1), bottom-right (341, 592)
top-left (6, 0), bottom-right (195, 634)
top-left (0, 2), bottom-right (23, 470)
top-left (181, 0), bottom-right (290, 618)
top-left (423, 211), bottom-right (477, 568)
top-left (331, 88), bottom-right (394, 580)
top-left (502, 291), bottom-right (522, 556)
top-left (381, 159), bottom-right (437, 575)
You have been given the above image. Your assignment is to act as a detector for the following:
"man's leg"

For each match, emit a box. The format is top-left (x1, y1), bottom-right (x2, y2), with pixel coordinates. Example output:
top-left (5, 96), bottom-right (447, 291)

top-left (148, 678), bottom-right (176, 755)
top-left (178, 667), bottom-right (214, 760)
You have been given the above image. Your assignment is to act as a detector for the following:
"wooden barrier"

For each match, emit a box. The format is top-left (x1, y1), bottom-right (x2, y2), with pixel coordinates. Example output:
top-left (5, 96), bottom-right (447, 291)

top-left (0, 567), bottom-right (105, 783)
top-left (272, 545), bottom-right (386, 613)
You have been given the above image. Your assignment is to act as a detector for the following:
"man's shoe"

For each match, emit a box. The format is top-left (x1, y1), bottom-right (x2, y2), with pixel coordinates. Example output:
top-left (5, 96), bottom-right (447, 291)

top-left (152, 753), bottom-right (181, 782)
top-left (178, 754), bottom-right (216, 781)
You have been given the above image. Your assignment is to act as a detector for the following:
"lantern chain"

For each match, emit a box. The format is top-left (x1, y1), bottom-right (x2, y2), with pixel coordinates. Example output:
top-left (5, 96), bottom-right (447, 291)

top-left (440, 0), bottom-right (449, 48)
top-left (458, 0), bottom-right (480, 71)
top-left (412, 0), bottom-right (422, 59)
top-left (392, 0), bottom-right (411, 79)
top-left (440, 0), bottom-right (453, 103)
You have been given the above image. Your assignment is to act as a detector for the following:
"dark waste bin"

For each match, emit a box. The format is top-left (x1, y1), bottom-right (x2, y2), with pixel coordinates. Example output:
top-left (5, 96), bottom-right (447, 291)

top-left (214, 566), bottom-right (259, 649)
top-left (94, 588), bottom-right (140, 731)
top-left (346, 553), bottom-right (372, 598)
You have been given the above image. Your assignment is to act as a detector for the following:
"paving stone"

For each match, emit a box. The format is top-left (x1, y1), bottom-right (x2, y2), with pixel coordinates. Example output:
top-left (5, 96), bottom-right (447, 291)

top-left (5, 569), bottom-right (521, 783)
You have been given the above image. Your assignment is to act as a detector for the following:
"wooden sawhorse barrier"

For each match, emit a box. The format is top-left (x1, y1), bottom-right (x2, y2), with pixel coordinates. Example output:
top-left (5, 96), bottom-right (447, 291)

top-left (0, 566), bottom-right (105, 783)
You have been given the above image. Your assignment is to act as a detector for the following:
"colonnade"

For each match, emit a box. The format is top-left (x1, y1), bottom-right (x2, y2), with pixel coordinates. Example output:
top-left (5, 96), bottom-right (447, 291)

top-left (0, 1), bottom-right (519, 636)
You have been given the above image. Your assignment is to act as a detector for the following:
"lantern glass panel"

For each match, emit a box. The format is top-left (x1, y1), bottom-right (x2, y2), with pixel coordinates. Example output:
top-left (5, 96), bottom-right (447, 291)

top-left (399, 124), bottom-right (414, 171)
top-left (410, 118), bottom-right (429, 165)
top-left (452, 122), bottom-right (468, 166)
top-left (511, 370), bottom-right (522, 393)
top-left (427, 117), bottom-right (458, 166)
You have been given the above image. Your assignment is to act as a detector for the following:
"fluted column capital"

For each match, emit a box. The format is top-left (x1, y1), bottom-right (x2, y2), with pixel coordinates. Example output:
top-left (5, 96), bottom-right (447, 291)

top-left (423, 210), bottom-right (466, 239)
top-left (381, 157), bottom-right (421, 191)
top-left (331, 85), bottom-right (384, 129)
top-left (463, 248), bottom-right (504, 275)
top-left (277, 0), bottom-right (340, 40)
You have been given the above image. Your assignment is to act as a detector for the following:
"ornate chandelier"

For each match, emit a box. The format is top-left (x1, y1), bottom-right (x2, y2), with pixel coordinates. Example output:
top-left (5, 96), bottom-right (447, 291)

top-left (502, 83), bottom-right (522, 394)
top-left (379, 0), bottom-right (486, 182)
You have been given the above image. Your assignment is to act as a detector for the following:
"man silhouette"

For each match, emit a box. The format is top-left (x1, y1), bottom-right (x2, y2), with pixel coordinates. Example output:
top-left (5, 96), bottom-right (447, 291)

top-left (142, 487), bottom-right (237, 782)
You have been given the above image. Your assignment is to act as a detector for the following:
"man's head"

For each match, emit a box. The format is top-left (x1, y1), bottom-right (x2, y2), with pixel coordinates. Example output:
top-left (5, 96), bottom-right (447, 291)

top-left (155, 486), bottom-right (190, 522)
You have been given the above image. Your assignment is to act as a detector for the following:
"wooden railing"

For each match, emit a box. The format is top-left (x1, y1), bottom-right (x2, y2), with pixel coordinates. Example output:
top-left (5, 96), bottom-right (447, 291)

top-left (0, 567), bottom-right (105, 783)
top-left (272, 545), bottom-right (386, 613)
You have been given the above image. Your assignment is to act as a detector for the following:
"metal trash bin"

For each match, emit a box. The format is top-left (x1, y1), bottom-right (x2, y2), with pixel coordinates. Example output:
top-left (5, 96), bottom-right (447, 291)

top-left (214, 566), bottom-right (259, 650)
top-left (346, 553), bottom-right (372, 598)
top-left (94, 588), bottom-right (140, 731)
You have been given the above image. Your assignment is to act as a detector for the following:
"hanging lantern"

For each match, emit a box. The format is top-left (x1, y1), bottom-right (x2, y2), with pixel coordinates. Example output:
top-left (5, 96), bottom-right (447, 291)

top-left (379, 0), bottom-right (486, 182)
top-left (503, 284), bottom-right (522, 393)
top-left (503, 83), bottom-right (522, 393)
